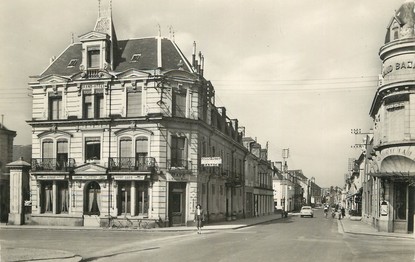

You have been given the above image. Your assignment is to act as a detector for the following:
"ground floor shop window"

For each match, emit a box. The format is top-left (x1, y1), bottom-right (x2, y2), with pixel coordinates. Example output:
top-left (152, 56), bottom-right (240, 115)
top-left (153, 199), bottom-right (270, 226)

top-left (40, 181), bottom-right (69, 214)
top-left (85, 181), bottom-right (101, 215)
top-left (117, 181), bottom-right (149, 216)
top-left (57, 181), bottom-right (69, 213)
top-left (395, 182), bottom-right (407, 220)
top-left (41, 182), bottom-right (53, 213)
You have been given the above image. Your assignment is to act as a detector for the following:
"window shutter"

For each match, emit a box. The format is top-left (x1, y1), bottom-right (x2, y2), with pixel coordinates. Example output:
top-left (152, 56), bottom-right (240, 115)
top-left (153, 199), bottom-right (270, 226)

top-left (136, 137), bottom-right (148, 153)
top-left (120, 138), bottom-right (132, 158)
top-left (127, 92), bottom-right (142, 117)
top-left (42, 140), bottom-right (54, 159)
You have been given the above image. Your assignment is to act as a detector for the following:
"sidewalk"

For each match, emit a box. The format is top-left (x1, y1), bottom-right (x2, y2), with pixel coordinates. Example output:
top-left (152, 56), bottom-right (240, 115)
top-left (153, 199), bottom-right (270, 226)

top-left (338, 215), bottom-right (414, 239)
top-left (0, 213), bottom-right (284, 261)
top-left (0, 213), bottom-right (283, 232)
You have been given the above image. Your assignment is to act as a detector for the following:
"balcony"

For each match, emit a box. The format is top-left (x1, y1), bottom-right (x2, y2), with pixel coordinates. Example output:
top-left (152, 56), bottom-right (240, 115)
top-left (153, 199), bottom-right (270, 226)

top-left (109, 157), bottom-right (156, 172)
top-left (31, 158), bottom-right (76, 172)
top-left (167, 159), bottom-right (191, 170)
top-left (87, 69), bottom-right (101, 78)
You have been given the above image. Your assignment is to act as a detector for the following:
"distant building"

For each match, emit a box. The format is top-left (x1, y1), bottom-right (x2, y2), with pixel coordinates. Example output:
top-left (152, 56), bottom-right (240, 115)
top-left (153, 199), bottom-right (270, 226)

top-left (242, 137), bottom-right (274, 217)
top-left (0, 121), bottom-right (16, 222)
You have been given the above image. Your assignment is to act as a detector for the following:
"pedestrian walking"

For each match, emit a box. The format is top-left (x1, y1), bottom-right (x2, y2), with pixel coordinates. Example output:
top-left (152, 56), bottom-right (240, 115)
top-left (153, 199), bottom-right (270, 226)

top-left (194, 204), bottom-right (205, 234)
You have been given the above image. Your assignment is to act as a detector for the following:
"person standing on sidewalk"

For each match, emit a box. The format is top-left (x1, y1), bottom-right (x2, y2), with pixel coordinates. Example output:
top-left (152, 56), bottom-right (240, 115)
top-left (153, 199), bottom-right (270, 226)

top-left (194, 204), bottom-right (205, 234)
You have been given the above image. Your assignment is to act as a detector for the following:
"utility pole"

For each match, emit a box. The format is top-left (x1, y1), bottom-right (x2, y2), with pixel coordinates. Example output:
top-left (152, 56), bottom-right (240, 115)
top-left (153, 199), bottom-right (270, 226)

top-left (282, 148), bottom-right (289, 213)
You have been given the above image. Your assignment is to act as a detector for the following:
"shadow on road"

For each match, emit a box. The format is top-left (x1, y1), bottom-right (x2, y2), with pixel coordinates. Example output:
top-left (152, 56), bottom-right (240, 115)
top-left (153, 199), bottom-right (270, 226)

top-left (81, 247), bottom-right (160, 261)
top-left (257, 218), bottom-right (295, 225)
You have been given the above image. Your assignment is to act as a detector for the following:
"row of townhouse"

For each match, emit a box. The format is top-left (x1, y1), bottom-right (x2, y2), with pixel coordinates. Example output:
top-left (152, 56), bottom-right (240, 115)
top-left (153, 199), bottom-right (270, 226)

top-left (344, 0), bottom-right (415, 234)
top-left (6, 6), bottom-right (277, 227)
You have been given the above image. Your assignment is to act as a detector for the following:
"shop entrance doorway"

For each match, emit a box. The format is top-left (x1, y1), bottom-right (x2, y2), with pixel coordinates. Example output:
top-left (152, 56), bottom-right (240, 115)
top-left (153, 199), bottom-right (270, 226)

top-left (169, 182), bottom-right (186, 226)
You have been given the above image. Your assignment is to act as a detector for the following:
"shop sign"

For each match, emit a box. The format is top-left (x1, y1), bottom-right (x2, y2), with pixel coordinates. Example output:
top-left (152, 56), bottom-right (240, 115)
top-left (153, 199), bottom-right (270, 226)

top-left (37, 175), bottom-right (66, 180)
top-left (72, 175), bottom-right (107, 180)
top-left (169, 173), bottom-right (188, 181)
top-left (382, 61), bottom-right (415, 77)
top-left (376, 147), bottom-right (414, 162)
top-left (114, 175), bottom-right (146, 180)
top-left (201, 157), bottom-right (222, 166)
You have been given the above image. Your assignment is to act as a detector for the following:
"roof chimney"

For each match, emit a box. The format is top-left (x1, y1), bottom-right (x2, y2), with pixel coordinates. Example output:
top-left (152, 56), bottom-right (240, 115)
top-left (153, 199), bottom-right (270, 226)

top-left (192, 41), bottom-right (196, 68)
top-left (200, 55), bottom-right (204, 76)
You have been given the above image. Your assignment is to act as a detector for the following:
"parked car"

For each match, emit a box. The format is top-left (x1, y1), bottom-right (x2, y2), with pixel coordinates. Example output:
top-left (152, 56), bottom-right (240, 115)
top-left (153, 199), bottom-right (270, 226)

top-left (300, 206), bottom-right (314, 218)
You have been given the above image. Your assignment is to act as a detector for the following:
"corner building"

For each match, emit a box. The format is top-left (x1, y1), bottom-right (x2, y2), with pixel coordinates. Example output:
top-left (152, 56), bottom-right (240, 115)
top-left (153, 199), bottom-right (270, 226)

top-left (367, 0), bottom-right (415, 233)
top-left (27, 9), bottom-right (245, 227)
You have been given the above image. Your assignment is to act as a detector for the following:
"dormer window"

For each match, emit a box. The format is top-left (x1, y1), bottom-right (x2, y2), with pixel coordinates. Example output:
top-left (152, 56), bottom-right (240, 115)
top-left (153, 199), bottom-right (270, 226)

top-left (67, 59), bottom-right (78, 68)
top-left (131, 54), bottom-right (141, 62)
top-left (87, 47), bottom-right (100, 68)
top-left (391, 22), bottom-right (399, 41)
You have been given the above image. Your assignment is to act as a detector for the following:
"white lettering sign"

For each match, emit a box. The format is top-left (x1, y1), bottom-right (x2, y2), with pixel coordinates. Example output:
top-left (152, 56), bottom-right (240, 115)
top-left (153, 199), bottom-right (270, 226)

top-left (72, 175), bottom-right (107, 180)
top-left (201, 157), bottom-right (222, 166)
top-left (114, 175), bottom-right (146, 180)
top-left (37, 175), bottom-right (66, 180)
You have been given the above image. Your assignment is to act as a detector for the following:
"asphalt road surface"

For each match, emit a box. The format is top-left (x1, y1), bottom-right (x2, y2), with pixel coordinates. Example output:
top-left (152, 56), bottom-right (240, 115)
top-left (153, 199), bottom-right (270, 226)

top-left (1, 209), bottom-right (414, 262)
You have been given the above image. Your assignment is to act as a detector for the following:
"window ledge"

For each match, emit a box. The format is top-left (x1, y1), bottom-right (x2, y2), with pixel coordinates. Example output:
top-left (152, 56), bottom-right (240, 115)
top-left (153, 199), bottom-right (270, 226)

top-left (31, 213), bottom-right (82, 218)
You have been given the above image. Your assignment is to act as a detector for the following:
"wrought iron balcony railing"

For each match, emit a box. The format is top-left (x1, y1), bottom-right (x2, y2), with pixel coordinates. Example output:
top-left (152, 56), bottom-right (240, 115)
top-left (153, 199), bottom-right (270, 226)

top-left (109, 157), bottom-right (156, 172)
top-left (167, 159), bottom-right (191, 170)
top-left (31, 158), bottom-right (76, 172)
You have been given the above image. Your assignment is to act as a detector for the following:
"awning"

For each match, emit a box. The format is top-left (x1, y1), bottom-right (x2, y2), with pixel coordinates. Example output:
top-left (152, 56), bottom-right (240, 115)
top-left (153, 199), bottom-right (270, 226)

top-left (368, 172), bottom-right (415, 178)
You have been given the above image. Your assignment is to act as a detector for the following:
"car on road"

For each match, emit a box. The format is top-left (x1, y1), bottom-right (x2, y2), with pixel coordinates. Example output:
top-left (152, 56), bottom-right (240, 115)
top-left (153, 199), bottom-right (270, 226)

top-left (300, 206), bottom-right (313, 218)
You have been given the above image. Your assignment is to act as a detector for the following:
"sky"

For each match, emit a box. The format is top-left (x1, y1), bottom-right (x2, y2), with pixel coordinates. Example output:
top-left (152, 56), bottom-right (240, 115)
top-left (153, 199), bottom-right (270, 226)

top-left (0, 0), bottom-right (405, 187)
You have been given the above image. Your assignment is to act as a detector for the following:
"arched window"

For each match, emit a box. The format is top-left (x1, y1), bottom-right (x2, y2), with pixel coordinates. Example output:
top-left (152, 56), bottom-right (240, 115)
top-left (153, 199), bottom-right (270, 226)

top-left (42, 139), bottom-right (54, 159)
top-left (56, 139), bottom-right (68, 170)
top-left (120, 137), bottom-right (133, 158)
top-left (119, 137), bottom-right (133, 170)
top-left (136, 137), bottom-right (148, 171)
top-left (391, 22), bottom-right (399, 41)
top-left (84, 182), bottom-right (101, 215)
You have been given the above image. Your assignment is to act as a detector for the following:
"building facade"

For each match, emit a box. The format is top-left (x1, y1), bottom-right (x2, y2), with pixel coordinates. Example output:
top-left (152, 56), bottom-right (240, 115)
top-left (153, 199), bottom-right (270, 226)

top-left (242, 137), bottom-right (274, 217)
top-left (0, 121), bottom-right (16, 222)
top-left (27, 8), bottom-right (249, 227)
top-left (365, 0), bottom-right (415, 233)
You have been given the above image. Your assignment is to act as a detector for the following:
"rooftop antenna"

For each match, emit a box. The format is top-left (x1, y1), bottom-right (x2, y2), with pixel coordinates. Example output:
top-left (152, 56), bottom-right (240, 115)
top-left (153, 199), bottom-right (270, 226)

top-left (157, 23), bottom-right (161, 37)
top-left (98, 0), bottom-right (101, 17)
top-left (71, 32), bottom-right (74, 44)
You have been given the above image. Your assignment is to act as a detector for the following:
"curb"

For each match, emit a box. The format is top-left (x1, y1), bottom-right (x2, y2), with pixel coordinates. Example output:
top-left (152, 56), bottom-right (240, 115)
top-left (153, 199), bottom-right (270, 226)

top-left (339, 219), bottom-right (413, 240)
top-left (0, 216), bottom-right (284, 233)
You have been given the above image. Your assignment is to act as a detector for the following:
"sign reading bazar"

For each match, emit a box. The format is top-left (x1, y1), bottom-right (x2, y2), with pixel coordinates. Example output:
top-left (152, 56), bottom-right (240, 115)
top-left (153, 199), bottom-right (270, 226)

top-left (382, 61), bottom-right (415, 77)
top-left (201, 157), bottom-right (222, 166)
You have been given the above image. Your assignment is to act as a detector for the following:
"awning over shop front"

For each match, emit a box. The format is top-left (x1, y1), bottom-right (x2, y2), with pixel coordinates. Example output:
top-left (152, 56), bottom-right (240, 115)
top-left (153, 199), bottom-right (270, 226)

top-left (346, 187), bottom-right (363, 199)
top-left (368, 171), bottom-right (415, 178)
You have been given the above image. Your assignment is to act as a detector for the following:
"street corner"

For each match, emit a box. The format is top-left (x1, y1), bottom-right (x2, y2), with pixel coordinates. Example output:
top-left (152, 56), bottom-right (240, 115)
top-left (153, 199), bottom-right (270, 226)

top-left (1, 247), bottom-right (82, 262)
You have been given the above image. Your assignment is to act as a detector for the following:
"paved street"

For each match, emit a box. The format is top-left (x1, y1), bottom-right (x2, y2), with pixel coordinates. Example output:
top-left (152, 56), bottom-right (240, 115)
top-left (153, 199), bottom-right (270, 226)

top-left (89, 210), bottom-right (415, 262)
top-left (1, 209), bottom-right (414, 261)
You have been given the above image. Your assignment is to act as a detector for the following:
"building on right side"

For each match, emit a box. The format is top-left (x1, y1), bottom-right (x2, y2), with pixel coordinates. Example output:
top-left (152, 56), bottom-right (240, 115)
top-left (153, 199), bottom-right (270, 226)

top-left (366, 0), bottom-right (415, 233)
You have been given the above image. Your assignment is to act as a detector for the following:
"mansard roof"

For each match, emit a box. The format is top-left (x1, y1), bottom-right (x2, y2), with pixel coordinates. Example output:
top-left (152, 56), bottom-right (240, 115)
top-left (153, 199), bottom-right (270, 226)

top-left (384, 1), bottom-right (415, 43)
top-left (40, 37), bottom-right (194, 78)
